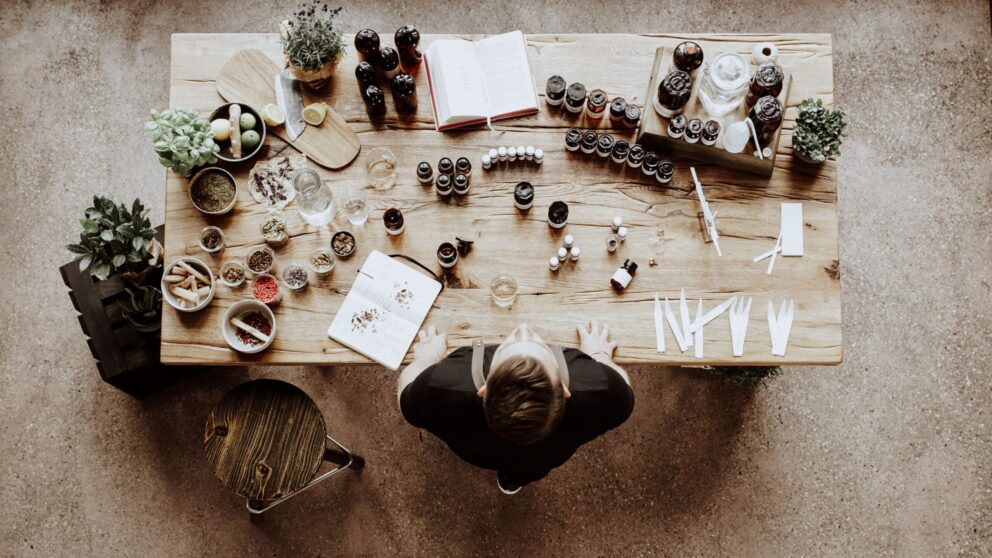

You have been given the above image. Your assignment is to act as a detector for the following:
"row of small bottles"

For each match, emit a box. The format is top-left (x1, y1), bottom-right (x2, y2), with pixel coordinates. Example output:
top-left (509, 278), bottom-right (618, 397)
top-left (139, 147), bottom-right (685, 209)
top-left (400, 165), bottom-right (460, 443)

top-left (354, 26), bottom-right (421, 115)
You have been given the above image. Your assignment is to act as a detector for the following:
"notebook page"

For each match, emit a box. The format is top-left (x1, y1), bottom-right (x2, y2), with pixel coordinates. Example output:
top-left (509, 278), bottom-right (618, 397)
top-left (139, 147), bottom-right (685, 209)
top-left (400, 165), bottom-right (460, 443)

top-left (425, 39), bottom-right (488, 124)
top-left (474, 31), bottom-right (537, 116)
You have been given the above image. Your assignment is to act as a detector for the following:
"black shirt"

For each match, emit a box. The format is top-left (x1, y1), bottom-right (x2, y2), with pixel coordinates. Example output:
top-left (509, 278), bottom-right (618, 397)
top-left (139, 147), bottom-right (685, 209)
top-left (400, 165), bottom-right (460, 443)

top-left (401, 344), bottom-right (634, 475)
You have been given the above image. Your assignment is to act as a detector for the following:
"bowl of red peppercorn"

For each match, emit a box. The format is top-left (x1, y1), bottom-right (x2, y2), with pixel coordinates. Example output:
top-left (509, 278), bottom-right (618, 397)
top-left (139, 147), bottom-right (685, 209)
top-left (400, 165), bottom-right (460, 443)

top-left (222, 299), bottom-right (276, 354)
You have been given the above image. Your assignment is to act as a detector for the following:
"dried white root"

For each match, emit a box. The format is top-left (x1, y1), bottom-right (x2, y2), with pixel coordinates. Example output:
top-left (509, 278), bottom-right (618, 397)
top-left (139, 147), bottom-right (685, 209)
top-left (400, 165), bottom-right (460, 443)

top-left (163, 274), bottom-right (186, 283)
top-left (230, 317), bottom-right (270, 343)
top-left (170, 286), bottom-right (198, 302)
top-left (229, 104), bottom-right (242, 159)
top-left (176, 260), bottom-right (210, 285)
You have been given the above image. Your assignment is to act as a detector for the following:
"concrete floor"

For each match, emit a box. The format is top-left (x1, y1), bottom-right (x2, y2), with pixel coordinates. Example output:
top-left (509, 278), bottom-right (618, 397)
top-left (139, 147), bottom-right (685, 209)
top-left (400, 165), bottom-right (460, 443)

top-left (1, 0), bottom-right (991, 556)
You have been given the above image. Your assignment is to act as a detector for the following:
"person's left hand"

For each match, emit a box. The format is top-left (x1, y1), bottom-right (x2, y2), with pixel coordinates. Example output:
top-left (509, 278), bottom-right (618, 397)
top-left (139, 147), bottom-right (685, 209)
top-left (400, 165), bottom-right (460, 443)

top-left (412, 325), bottom-right (447, 365)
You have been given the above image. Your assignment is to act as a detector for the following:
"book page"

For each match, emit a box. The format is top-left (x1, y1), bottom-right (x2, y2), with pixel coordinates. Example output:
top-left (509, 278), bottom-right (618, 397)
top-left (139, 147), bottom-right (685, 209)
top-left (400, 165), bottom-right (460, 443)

top-left (350, 251), bottom-right (440, 324)
top-left (425, 39), bottom-right (488, 124)
top-left (475, 31), bottom-right (538, 116)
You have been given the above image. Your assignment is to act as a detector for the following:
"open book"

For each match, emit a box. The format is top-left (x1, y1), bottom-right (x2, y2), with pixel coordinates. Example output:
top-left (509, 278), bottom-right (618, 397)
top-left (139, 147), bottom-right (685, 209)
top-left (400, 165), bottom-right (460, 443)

top-left (424, 31), bottom-right (539, 131)
top-left (327, 251), bottom-right (442, 370)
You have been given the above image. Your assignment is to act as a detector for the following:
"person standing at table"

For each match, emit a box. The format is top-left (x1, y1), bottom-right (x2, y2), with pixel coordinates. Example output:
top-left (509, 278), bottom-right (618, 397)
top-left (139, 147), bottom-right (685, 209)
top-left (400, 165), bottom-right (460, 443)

top-left (397, 320), bottom-right (634, 494)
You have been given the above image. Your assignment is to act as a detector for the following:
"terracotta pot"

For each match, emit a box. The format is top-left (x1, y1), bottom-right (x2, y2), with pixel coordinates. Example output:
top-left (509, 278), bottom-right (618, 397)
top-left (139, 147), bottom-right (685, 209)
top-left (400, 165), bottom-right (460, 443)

top-left (290, 52), bottom-right (342, 90)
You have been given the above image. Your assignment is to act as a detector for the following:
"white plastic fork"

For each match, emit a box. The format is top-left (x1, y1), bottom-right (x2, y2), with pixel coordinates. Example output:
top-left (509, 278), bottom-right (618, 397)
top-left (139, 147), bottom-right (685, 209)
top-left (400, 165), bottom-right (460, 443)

top-left (729, 296), bottom-right (752, 357)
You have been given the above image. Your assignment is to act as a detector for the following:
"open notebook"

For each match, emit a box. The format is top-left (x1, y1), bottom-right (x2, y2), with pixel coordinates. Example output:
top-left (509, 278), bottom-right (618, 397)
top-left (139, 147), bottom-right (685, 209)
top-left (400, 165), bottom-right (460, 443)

top-left (424, 30), bottom-right (539, 131)
top-left (327, 251), bottom-right (441, 371)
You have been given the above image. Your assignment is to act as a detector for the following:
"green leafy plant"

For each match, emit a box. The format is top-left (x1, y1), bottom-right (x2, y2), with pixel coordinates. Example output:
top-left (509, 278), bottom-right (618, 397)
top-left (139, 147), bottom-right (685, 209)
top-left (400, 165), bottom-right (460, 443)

top-left (145, 108), bottom-right (219, 177)
top-left (708, 366), bottom-right (781, 386)
top-left (280, 2), bottom-right (345, 71)
top-left (119, 286), bottom-right (163, 329)
top-left (66, 197), bottom-right (162, 283)
top-left (792, 98), bottom-right (847, 163)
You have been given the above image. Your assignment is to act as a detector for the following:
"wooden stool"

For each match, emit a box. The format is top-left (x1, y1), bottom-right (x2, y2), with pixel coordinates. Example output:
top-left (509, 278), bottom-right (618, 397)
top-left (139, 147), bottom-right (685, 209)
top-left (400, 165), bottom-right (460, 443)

top-left (204, 379), bottom-right (364, 522)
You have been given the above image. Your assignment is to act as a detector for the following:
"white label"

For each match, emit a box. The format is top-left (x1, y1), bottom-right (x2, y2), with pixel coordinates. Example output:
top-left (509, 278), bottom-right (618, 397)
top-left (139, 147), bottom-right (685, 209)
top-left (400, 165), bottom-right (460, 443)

top-left (781, 203), bottom-right (803, 257)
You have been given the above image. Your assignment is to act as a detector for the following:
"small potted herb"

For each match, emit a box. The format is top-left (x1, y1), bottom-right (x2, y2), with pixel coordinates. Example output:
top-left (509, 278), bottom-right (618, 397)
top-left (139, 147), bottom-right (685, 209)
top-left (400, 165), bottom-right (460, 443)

top-left (279, 2), bottom-right (345, 89)
top-left (792, 98), bottom-right (847, 163)
top-left (119, 285), bottom-right (163, 332)
top-left (145, 108), bottom-right (220, 177)
top-left (66, 196), bottom-right (163, 286)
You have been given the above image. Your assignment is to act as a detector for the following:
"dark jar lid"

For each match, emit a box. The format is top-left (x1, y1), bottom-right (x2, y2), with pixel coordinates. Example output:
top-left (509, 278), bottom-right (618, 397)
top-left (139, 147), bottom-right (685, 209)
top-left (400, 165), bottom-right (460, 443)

top-left (391, 73), bottom-right (416, 97)
top-left (417, 162), bottom-right (432, 178)
top-left (438, 157), bottom-right (454, 174)
top-left (435, 173), bottom-right (452, 190)
top-left (565, 128), bottom-right (582, 146)
top-left (377, 47), bottom-right (399, 71)
top-left (627, 143), bottom-right (646, 161)
top-left (548, 201), bottom-right (569, 222)
top-left (658, 160), bottom-right (675, 176)
top-left (686, 118), bottom-right (703, 136)
top-left (364, 85), bottom-right (385, 106)
top-left (355, 61), bottom-right (378, 90)
top-left (546, 75), bottom-right (567, 100)
top-left (453, 174), bottom-right (469, 190)
top-left (394, 25), bottom-right (420, 48)
top-left (673, 41), bottom-right (704, 72)
top-left (622, 259), bottom-right (638, 274)
top-left (355, 29), bottom-right (380, 56)
top-left (643, 151), bottom-right (660, 170)
top-left (514, 181), bottom-right (534, 204)
top-left (587, 89), bottom-right (608, 108)
top-left (669, 114), bottom-right (688, 131)
top-left (750, 63), bottom-right (784, 93)
top-left (566, 82), bottom-right (587, 106)
top-left (702, 120), bottom-right (721, 139)
top-left (750, 96), bottom-right (783, 125)
top-left (455, 157), bottom-right (471, 173)
top-left (581, 130), bottom-right (598, 148)
top-left (383, 208), bottom-right (404, 228)
top-left (623, 104), bottom-right (641, 125)
top-left (610, 97), bottom-right (627, 117)
top-left (658, 70), bottom-right (693, 110)
top-left (597, 134), bottom-right (615, 153)
top-left (437, 242), bottom-right (457, 262)
top-left (612, 140), bottom-right (630, 158)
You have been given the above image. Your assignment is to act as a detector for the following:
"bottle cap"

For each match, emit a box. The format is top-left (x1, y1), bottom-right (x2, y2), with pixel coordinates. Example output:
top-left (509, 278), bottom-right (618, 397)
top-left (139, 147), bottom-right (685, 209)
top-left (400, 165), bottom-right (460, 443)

top-left (570, 246), bottom-right (581, 259)
top-left (612, 216), bottom-right (623, 229)
top-left (557, 247), bottom-right (568, 260)
top-left (617, 226), bottom-right (628, 239)
top-left (623, 259), bottom-right (638, 273)
top-left (488, 148), bottom-right (498, 159)
top-left (564, 234), bottom-right (574, 246)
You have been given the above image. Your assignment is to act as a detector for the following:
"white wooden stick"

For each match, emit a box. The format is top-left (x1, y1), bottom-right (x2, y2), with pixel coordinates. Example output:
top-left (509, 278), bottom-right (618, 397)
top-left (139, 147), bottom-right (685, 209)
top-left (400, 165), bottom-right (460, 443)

top-left (230, 317), bottom-right (271, 343)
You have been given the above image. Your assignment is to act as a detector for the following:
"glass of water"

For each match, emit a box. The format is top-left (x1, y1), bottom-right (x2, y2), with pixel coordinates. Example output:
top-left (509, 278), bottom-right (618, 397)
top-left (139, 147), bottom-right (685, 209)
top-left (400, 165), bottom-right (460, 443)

top-left (490, 274), bottom-right (518, 309)
top-left (292, 168), bottom-right (334, 226)
top-left (343, 190), bottom-right (369, 226)
top-left (365, 147), bottom-right (398, 189)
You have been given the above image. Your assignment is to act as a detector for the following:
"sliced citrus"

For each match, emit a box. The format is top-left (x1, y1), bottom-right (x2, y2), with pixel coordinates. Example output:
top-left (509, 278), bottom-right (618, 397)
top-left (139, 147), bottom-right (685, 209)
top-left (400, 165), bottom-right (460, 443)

top-left (302, 102), bottom-right (327, 126)
top-left (261, 103), bottom-right (285, 127)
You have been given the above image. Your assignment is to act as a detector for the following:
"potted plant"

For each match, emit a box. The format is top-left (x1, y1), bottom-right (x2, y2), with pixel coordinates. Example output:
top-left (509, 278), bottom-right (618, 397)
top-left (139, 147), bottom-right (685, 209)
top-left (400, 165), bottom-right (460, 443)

top-left (119, 286), bottom-right (163, 332)
top-left (66, 196), bottom-right (163, 286)
top-left (792, 98), bottom-right (847, 163)
top-left (145, 108), bottom-right (220, 177)
top-left (279, 1), bottom-right (345, 89)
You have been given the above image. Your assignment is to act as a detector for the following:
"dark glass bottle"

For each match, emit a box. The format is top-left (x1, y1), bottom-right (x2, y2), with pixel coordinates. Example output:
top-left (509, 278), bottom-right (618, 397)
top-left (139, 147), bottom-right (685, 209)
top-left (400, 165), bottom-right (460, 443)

top-left (748, 96), bottom-right (783, 139)
top-left (377, 47), bottom-right (400, 79)
top-left (416, 161), bottom-right (433, 184)
top-left (654, 70), bottom-right (692, 117)
top-left (684, 118), bottom-right (703, 143)
top-left (668, 114), bottom-right (688, 138)
top-left (611, 140), bottom-right (630, 164)
top-left (673, 41), bottom-right (704, 73)
top-left (565, 82), bottom-right (587, 114)
top-left (437, 157), bottom-right (454, 176)
top-left (391, 73), bottom-right (417, 112)
top-left (622, 104), bottom-right (641, 128)
top-left (585, 89), bottom-right (608, 119)
top-left (394, 25), bottom-right (422, 68)
top-left (701, 120), bottom-right (721, 145)
top-left (355, 29), bottom-right (380, 60)
top-left (627, 143), bottom-right (646, 168)
top-left (746, 63), bottom-right (785, 108)
top-left (565, 128), bottom-right (582, 151)
top-left (546, 75), bottom-right (566, 108)
top-left (642, 151), bottom-right (660, 176)
top-left (514, 181), bottom-right (534, 210)
top-left (580, 130), bottom-right (598, 154)
top-left (596, 134), bottom-right (615, 158)
top-left (355, 61), bottom-right (378, 96)
top-left (364, 85), bottom-right (386, 117)
top-left (455, 157), bottom-right (471, 176)
top-left (609, 97), bottom-right (627, 122)
top-left (656, 160), bottom-right (675, 184)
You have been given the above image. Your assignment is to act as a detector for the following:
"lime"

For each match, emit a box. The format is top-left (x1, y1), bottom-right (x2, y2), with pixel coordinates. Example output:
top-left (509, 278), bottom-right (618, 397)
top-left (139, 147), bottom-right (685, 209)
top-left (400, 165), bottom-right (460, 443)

top-left (302, 102), bottom-right (327, 126)
top-left (261, 103), bottom-right (285, 127)
top-left (239, 112), bottom-right (257, 130)
top-left (241, 130), bottom-right (261, 150)
top-left (210, 118), bottom-right (231, 141)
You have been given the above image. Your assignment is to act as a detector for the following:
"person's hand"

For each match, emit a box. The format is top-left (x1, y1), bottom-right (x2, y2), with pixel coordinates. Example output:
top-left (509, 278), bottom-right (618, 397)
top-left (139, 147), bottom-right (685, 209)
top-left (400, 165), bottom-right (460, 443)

top-left (412, 325), bottom-right (447, 365)
top-left (578, 319), bottom-right (617, 359)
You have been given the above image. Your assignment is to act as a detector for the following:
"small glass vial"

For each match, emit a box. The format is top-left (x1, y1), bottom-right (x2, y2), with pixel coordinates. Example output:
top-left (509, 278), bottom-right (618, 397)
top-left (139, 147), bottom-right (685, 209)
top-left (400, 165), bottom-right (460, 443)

top-left (516, 146), bottom-right (526, 161)
top-left (488, 147), bottom-right (499, 161)
top-left (383, 207), bottom-right (405, 235)
top-left (481, 154), bottom-right (492, 170)
top-left (435, 173), bottom-right (453, 196)
top-left (565, 82), bottom-right (587, 114)
top-left (684, 118), bottom-right (703, 144)
top-left (611, 140), bottom-right (630, 164)
top-left (354, 29), bottom-right (380, 61)
top-left (437, 242), bottom-right (458, 268)
top-left (355, 61), bottom-right (378, 94)
top-left (282, 263), bottom-right (309, 292)
top-left (438, 157), bottom-right (454, 176)
top-left (563, 234), bottom-right (574, 249)
top-left (497, 146), bottom-right (508, 162)
top-left (673, 41), bottom-right (704, 74)
top-left (391, 73), bottom-right (417, 112)
top-left (453, 173), bottom-right (470, 195)
top-left (549, 256), bottom-right (560, 272)
top-left (617, 226), bottom-right (628, 243)
top-left (455, 157), bottom-right (471, 177)
top-left (569, 246), bottom-right (581, 262)
top-left (364, 85), bottom-right (386, 117)
top-left (596, 134), bottom-right (615, 158)
top-left (417, 161), bottom-right (433, 184)
top-left (525, 146), bottom-right (535, 161)
top-left (623, 104), bottom-right (641, 128)
top-left (668, 114), bottom-right (688, 139)
top-left (701, 120), bottom-right (721, 146)
top-left (656, 160), bottom-right (675, 184)
top-left (377, 47), bottom-right (401, 79)
top-left (605, 234), bottom-right (620, 253)
top-left (546, 75), bottom-right (567, 108)
top-left (394, 25), bottom-right (422, 68)
top-left (508, 147), bottom-right (517, 162)
top-left (199, 226), bottom-right (225, 254)
top-left (514, 181), bottom-right (534, 210)
top-left (626, 144), bottom-right (645, 169)
top-left (585, 89), bottom-right (608, 119)
top-left (534, 148), bottom-right (544, 165)
top-left (609, 97), bottom-right (627, 123)
top-left (642, 152), bottom-right (660, 176)
top-left (548, 201), bottom-right (569, 229)
top-left (610, 259), bottom-right (638, 291)
top-left (580, 130), bottom-right (598, 154)
top-left (654, 70), bottom-right (693, 118)
top-left (557, 246), bottom-right (568, 261)
top-left (612, 216), bottom-right (623, 231)
top-left (565, 128), bottom-right (582, 151)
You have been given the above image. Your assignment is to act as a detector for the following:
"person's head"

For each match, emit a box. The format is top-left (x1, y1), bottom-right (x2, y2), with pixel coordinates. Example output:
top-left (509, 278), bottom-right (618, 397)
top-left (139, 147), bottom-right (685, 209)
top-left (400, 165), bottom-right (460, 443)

top-left (480, 323), bottom-right (570, 445)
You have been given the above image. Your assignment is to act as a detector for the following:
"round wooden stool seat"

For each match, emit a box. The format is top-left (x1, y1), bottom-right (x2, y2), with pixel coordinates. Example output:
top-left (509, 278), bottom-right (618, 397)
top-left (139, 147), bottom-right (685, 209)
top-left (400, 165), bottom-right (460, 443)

top-left (204, 379), bottom-right (327, 502)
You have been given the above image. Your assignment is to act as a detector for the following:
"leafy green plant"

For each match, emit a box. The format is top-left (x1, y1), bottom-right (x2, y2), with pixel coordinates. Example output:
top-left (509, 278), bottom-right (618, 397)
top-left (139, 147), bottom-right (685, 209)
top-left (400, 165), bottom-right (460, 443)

top-left (119, 286), bottom-right (163, 328)
top-left (281, 2), bottom-right (345, 71)
top-left (145, 108), bottom-right (219, 177)
top-left (708, 366), bottom-right (781, 386)
top-left (792, 98), bottom-right (847, 163)
top-left (66, 197), bottom-right (161, 283)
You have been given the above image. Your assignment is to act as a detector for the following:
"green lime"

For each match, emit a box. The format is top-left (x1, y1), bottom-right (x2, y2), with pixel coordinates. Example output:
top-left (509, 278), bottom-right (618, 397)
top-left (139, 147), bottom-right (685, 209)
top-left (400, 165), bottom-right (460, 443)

top-left (241, 130), bottom-right (261, 150)
top-left (239, 112), bottom-right (257, 130)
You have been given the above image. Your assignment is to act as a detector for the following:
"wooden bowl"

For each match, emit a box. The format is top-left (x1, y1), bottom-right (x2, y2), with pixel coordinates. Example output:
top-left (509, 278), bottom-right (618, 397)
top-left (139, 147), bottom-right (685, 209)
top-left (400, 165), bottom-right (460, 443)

top-left (208, 102), bottom-right (266, 163)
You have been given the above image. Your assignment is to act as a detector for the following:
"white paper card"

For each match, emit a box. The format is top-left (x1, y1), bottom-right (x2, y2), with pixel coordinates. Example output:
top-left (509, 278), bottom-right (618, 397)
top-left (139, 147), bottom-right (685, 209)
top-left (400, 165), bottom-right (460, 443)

top-left (781, 203), bottom-right (803, 257)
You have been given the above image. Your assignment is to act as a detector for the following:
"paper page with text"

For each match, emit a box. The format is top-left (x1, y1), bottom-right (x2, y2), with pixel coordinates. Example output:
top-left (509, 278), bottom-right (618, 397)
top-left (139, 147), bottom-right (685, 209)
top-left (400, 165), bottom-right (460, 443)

top-left (425, 40), bottom-right (488, 126)
top-left (475, 31), bottom-right (538, 117)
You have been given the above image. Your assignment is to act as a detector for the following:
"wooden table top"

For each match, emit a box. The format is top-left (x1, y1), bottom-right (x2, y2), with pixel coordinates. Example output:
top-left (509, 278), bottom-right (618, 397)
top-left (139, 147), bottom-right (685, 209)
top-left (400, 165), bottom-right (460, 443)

top-left (163, 33), bottom-right (842, 366)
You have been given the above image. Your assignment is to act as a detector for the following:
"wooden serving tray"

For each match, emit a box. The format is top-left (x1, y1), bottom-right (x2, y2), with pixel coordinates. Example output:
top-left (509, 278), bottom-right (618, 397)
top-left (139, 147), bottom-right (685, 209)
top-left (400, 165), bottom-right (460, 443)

top-left (635, 46), bottom-right (792, 177)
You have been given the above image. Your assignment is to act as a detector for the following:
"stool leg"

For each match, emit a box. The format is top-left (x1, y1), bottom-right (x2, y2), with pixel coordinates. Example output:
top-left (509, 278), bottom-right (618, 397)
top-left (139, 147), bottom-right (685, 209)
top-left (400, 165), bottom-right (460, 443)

top-left (247, 500), bottom-right (266, 524)
top-left (324, 434), bottom-right (365, 471)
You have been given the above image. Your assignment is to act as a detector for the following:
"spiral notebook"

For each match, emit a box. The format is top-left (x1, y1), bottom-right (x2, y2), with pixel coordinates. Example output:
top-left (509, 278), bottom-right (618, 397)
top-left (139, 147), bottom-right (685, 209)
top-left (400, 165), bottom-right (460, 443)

top-left (327, 251), bottom-right (441, 370)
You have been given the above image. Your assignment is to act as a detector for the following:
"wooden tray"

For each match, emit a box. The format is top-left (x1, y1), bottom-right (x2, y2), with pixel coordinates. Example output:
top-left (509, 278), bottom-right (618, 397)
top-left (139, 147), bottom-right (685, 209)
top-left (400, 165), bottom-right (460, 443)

top-left (635, 46), bottom-right (792, 177)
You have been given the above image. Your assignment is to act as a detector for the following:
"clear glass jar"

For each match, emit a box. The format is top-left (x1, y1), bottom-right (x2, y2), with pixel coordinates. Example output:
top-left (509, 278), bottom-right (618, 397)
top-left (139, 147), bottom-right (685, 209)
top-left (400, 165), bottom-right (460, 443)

top-left (365, 147), bottom-right (397, 189)
top-left (308, 247), bottom-right (335, 277)
top-left (698, 52), bottom-right (751, 117)
top-left (292, 168), bottom-right (334, 226)
top-left (490, 274), bottom-right (518, 308)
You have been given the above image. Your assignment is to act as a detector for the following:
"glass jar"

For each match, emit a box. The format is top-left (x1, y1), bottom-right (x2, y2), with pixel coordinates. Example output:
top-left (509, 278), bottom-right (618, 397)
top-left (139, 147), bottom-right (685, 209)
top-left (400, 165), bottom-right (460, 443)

top-left (366, 147), bottom-right (398, 189)
top-left (698, 52), bottom-right (750, 117)
top-left (292, 168), bottom-right (334, 226)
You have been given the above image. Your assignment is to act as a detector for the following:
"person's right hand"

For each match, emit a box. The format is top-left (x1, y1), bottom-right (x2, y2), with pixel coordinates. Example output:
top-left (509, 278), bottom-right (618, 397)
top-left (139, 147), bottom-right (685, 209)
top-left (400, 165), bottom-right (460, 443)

top-left (578, 319), bottom-right (617, 358)
top-left (412, 325), bottom-right (447, 365)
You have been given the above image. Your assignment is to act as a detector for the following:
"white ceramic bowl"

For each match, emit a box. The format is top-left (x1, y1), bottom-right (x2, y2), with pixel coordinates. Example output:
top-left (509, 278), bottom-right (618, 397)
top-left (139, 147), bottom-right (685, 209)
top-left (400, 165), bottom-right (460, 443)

top-left (161, 257), bottom-right (215, 312)
top-left (222, 299), bottom-right (276, 354)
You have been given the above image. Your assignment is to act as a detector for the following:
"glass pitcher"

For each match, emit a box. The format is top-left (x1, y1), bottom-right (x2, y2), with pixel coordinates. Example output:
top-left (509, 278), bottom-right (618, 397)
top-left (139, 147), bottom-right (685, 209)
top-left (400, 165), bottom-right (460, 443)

top-left (292, 168), bottom-right (334, 226)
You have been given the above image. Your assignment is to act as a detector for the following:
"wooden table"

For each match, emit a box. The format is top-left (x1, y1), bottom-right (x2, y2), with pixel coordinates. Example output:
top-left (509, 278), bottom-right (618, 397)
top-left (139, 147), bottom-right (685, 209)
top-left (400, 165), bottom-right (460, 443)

top-left (163, 33), bottom-right (842, 366)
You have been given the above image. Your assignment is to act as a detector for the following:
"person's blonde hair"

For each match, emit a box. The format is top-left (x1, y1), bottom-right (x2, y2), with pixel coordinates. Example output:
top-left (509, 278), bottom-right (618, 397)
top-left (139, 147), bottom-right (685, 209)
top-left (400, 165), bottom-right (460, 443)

top-left (483, 355), bottom-right (565, 445)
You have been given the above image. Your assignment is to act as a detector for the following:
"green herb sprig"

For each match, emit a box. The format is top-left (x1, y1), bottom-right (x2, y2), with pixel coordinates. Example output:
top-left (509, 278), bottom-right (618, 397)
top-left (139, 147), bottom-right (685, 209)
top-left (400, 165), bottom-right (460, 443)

top-left (281, 2), bottom-right (345, 72)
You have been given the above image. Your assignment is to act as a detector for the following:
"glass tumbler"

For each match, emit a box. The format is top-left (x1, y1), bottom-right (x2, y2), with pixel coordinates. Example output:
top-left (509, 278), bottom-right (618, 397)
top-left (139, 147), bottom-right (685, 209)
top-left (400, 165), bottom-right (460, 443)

top-left (343, 190), bottom-right (369, 226)
top-left (490, 274), bottom-right (519, 309)
top-left (292, 168), bottom-right (334, 226)
top-left (365, 147), bottom-right (398, 189)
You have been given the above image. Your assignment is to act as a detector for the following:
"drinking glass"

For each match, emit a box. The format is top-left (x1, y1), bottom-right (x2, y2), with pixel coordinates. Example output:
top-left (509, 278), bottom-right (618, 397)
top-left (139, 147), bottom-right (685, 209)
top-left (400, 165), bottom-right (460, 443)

top-left (292, 168), bottom-right (334, 226)
top-left (490, 274), bottom-right (518, 308)
top-left (365, 147), bottom-right (398, 189)
top-left (343, 190), bottom-right (369, 226)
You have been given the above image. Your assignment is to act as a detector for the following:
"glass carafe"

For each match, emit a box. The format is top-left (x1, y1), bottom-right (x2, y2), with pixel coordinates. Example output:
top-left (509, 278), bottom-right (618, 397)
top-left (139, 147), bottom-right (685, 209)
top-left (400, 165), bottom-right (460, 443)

top-left (292, 168), bottom-right (334, 226)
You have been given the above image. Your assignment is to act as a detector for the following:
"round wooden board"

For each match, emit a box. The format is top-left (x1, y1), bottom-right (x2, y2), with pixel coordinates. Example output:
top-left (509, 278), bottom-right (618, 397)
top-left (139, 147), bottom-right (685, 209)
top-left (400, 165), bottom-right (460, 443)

top-left (204, 379), bottom-right (327, 501)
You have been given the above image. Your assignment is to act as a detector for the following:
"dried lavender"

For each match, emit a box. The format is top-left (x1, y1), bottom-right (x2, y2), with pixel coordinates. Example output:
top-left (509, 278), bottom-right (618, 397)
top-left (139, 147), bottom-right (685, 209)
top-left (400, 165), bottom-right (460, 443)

top-left (281, 1), bottom-right (345, 71)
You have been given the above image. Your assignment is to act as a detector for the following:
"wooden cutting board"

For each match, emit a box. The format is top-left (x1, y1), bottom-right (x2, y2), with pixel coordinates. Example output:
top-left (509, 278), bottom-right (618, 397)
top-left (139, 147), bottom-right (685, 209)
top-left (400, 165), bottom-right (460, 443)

top-left (216, 49), bottom-right (360, 170)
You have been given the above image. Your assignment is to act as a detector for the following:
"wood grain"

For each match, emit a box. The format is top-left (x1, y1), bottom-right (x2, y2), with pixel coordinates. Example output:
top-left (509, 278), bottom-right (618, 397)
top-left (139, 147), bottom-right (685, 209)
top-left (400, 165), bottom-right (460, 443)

top-left (163, 33), bottom-right (841, 366)
top-left (216, 49), bottom-right (360, 169)
top-left (204, 380), bottom-right (326, 501)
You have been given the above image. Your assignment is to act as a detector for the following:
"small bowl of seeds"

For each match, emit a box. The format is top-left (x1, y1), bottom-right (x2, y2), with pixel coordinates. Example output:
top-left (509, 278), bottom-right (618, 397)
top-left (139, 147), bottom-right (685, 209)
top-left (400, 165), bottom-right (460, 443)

top-left (161, 257), bottom-right (215, 312)
top-left (189, 167), bottom-right (237, 215)
top-left (199, 226), bottom-right (225, 254)
top-left (246, 246), bottom-right (275, 276)
top-left (331, 231), bottom-right (356, 258)
top-left (282, 263), bottom-right (309, 292)
top-left (309, 247), bottom-right (335, 277)
top-left (219, 259), bottom-right (247, 288)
